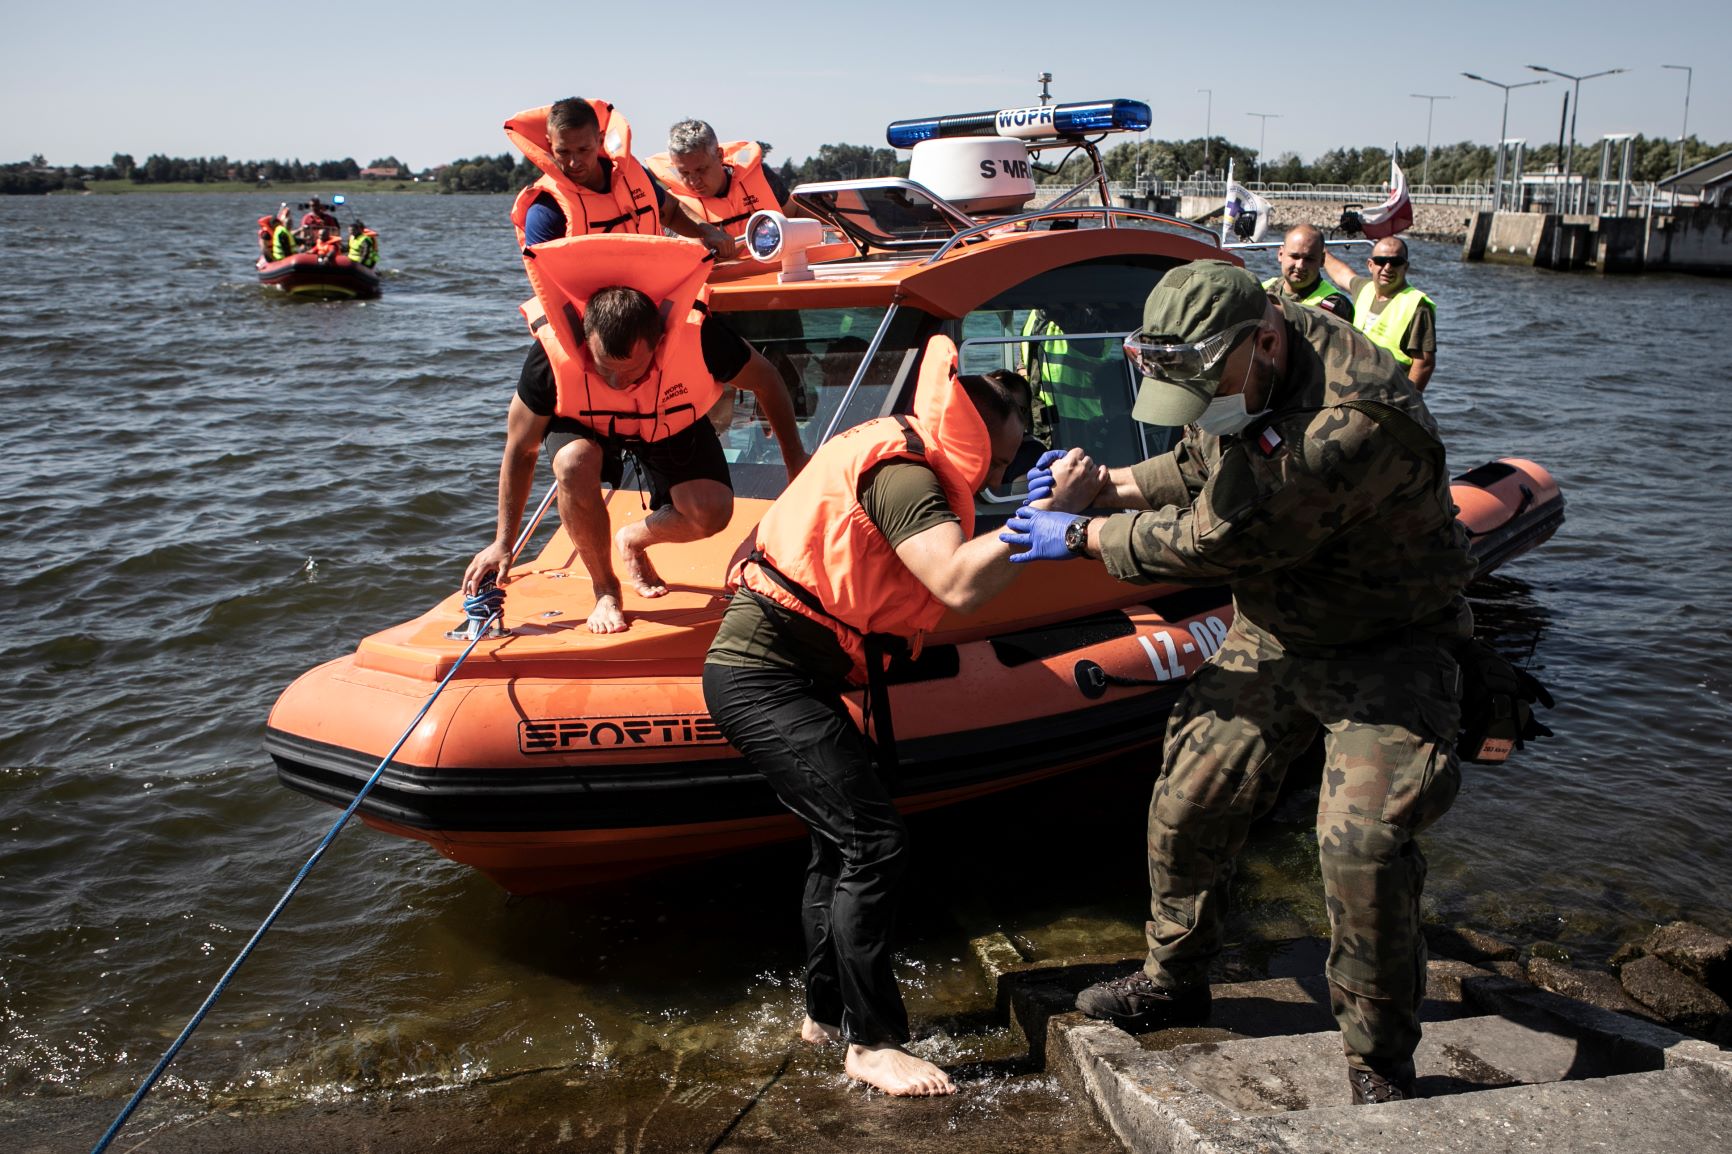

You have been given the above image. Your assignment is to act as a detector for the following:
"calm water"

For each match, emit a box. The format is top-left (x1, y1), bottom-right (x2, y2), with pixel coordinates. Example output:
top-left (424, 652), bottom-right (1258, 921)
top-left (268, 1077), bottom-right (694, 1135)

top-left (2, 195), bottom-right (1729, 1126)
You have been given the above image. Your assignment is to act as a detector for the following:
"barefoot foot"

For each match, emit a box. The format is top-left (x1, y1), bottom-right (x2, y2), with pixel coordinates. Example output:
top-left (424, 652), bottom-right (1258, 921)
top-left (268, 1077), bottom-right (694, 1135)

top-left (585, 591), bottom-right (627, 634)
top-left (615, 531), bottom-right (668, 598)
top-left (844, 1042), bottom-right (954, 1097)
top-left (799, 1017), bottom-right (841, 1046)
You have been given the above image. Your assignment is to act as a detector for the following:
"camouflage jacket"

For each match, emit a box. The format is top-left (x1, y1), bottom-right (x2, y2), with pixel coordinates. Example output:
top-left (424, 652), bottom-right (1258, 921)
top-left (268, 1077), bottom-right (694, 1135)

top-left (1095, 299), bottom-right (1475, 653)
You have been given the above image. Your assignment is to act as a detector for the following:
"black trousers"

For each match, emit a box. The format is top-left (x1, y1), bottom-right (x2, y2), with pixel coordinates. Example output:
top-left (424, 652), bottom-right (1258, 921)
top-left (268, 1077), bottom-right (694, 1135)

top-left (701, 661), bottom-right (910, 1046)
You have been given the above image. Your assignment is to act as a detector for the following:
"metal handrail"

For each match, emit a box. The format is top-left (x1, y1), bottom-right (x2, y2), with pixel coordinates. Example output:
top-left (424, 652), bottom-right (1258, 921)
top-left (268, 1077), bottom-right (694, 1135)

top-left (923, 205), bottom-right (1220, 264)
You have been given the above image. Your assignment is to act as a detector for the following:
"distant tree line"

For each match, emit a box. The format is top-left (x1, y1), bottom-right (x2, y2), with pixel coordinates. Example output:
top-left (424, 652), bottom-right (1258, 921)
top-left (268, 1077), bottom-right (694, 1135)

top-left (5, 135), bottom-right (1726, 196)
top-left (1056, 135), bottom-right (1728, 188)
top-left (0, 153), bottom-right (414, 194)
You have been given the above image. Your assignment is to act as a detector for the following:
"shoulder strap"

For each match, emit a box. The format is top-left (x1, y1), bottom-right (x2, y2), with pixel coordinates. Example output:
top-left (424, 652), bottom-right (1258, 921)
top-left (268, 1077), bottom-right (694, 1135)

top-left (1340, 398), bottom-right (1444, 468)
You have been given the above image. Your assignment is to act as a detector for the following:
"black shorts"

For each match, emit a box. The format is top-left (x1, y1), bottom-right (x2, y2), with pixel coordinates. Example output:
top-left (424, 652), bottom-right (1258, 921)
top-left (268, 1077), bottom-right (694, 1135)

top-left (543, 416), bottom-right (732, 511)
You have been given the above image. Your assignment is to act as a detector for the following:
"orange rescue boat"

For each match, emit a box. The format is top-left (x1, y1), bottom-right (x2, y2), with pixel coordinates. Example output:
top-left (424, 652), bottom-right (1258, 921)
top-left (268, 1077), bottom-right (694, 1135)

top-left (266, 99), bottom-right (1563, 893)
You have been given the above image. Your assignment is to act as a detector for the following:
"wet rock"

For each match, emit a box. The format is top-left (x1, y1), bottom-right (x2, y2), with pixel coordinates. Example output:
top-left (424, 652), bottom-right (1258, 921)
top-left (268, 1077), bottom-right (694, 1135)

top-left (1618, 954), bottom-right (1731, 1038)
top-left (1643, 920), bottom-right (1732, 1000)
top-left (1526, 957), bottom-right (1652, 1019)
top-left (1608, 939), bottom-right (1646, 970)
top-left (1528, 940), bottom-right (1571, 964)
top-left (1424, 924), bottom-right (1519, 964)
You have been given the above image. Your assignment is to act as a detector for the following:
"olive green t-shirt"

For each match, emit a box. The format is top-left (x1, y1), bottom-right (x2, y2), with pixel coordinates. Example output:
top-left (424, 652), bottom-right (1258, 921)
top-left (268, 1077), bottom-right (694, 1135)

top-left (707, 460), bottom-right (961, 683)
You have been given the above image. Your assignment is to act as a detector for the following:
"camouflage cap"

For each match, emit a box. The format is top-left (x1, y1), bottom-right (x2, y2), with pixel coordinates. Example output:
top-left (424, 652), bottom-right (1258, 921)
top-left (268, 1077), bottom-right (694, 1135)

top-left (1131, 260), bottom-right (1268, 425)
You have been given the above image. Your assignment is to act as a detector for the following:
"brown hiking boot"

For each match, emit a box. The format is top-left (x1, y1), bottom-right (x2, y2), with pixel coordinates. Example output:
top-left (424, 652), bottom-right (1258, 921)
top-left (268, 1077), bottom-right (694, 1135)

top-left (1347, 1066), bottom-right (1417, 1105)
top-left (1074, 971), bottom-right (1210, 1034)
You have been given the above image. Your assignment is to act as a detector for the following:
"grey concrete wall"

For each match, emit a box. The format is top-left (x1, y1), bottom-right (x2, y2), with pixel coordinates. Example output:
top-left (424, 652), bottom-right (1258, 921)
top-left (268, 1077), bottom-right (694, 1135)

top-left (1480, 212), bottom-right (1553, 266)
top-left (1646, 206), bottom-right (1732, 275)
top-left (1596, 217), bottom-right (1647, 273)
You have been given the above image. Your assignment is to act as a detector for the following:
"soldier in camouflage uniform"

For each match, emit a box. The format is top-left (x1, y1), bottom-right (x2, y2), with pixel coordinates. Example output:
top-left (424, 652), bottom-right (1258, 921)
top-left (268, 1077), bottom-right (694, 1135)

top-left (999, 260), bottom-right (1474, 1104)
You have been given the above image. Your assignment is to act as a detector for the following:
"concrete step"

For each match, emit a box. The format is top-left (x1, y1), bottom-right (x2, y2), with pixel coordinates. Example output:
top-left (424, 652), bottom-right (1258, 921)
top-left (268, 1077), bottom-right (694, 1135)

top-left (1059, 1022), bottom-right (1732, 1154)
top-left (969, 935), bottom-right (1732, 1153)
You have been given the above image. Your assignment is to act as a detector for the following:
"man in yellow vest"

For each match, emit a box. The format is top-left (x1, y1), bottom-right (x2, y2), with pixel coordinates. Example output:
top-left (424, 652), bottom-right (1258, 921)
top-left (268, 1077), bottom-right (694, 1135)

top-left (1325, 238), bottom-right (1436, 390)
top-left (646, 120), bottom-right (792, 244)
top-left (513, 98), bottom-right (736, 259)
top-left (347, 219), bottom-right (379, 268)
top-left (1264, 225), bottom-right (1354, 323)
top-left (268, 205), bottom-right (297, 261)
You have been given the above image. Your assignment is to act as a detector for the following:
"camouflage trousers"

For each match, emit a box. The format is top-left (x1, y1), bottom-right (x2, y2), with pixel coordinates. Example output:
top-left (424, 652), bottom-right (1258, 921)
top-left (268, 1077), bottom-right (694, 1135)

top-left (1144, 616), bottom-right (1462, 1075)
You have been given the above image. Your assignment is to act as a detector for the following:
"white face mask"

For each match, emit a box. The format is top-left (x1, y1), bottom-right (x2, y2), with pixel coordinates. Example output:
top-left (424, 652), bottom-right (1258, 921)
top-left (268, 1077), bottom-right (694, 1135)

top-left (1191, 344), bottom-right (1266, 436)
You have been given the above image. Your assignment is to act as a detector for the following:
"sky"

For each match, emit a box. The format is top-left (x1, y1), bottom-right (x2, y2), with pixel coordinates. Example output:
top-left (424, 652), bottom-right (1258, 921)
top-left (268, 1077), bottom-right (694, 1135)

top-left (4, 0), bottom-right (1727, 172)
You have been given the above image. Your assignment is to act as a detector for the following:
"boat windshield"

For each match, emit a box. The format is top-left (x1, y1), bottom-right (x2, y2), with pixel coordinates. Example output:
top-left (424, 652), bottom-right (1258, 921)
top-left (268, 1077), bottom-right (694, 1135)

top-left (715, 306), bottom-right (925, 500)
top-left (793, 180), bottom-right (974, 252)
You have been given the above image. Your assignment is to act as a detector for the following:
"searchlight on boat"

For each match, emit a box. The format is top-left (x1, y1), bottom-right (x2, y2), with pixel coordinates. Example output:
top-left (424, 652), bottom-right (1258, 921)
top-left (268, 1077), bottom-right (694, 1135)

top-left (886, 99), bottom-right (1152, 148)
top-left (744, 210), bottom-right (826, 281)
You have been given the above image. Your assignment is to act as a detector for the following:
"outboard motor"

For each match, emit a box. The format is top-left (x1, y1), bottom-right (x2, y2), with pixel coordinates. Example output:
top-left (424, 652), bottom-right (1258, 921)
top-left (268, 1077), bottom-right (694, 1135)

top-left (1338, 204), bottom-right (1364, 236)
top-left (1232, 210), bottom-right (1260, 240)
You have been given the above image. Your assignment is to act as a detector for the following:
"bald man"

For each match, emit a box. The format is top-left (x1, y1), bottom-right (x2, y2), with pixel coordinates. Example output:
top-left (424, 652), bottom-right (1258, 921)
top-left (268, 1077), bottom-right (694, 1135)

top-left (1263, 225), bottom-right (1354, 323)
top-left (1325, 238), bottom-right (1436, 390)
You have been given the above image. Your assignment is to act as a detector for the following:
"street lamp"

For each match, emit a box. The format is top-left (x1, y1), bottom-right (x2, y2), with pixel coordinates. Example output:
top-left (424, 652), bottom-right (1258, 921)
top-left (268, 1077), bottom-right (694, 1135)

top-left (1663, 64), bottom-right (1693, 175)
top-left (1198, 88), bottom-right (1213, 176)
top-left (1526, 64), bottom-right (1626, 213)
top-left (1410, 94), bottom-right (1453, 186)
top-left (1246, 112), bottom-right (1280, 183)
top-left (1462, 72), bottom-right (1549, 210)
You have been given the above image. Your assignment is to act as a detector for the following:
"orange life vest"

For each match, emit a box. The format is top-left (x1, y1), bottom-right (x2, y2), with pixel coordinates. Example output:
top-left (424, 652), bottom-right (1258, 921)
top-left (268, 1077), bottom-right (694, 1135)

top-left (519, 234), bottom-right (721, 442)
top-left (645, 141), bottom-right (781, 237)
top-left (505, 101), bottom-right (660, 247)
top-left (733, 335), bottom-right (991, 684)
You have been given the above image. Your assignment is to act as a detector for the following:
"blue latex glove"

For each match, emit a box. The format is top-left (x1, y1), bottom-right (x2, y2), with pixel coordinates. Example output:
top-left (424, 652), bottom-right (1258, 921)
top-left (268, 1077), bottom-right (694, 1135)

top-left (1023, 449), bottom-right (1066, 504)
top-left (999, 504), bottom-right (1079, 563)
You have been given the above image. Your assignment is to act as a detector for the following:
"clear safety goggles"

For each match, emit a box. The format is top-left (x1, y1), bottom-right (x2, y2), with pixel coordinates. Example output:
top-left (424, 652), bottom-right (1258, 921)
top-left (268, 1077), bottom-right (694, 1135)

top-left (1122, 318), bottom-right (1260, 382)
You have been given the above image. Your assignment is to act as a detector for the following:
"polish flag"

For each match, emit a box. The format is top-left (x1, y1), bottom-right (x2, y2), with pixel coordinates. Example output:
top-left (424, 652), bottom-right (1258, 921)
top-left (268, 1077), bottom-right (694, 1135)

top-left (1360, 159), bottom-right (1413, 240)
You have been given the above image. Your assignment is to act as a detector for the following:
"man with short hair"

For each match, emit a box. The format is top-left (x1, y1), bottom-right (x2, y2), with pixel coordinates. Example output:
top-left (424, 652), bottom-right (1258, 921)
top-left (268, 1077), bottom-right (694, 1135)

top-left (462, 235), bottom-right (805, 633)
top-left (646, 119), bottom-right (791, 244)
top-left (1325, 238), bottom-right (1435, 389)
top-left (704, 339), bottom-right (1088, 1099)
top-left (297, 196), bottom-right (339, 246)
top-left (1002, 260), bottom-right (1473, 1106)
top-left (505, 99), bottom-right (735, 259)
top-left (1264, 224), bottom-right (1353, 322)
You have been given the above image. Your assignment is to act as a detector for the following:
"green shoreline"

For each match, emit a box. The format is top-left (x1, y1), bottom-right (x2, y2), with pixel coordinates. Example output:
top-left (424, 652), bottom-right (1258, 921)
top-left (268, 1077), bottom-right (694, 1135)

top-left (55, 179), bottom-right (448, 196)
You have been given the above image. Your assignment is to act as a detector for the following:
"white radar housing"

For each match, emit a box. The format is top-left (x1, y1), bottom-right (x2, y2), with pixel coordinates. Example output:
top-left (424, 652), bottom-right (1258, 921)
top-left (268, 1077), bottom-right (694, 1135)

top-left (745, 211), bottom-right (826, 282)
top-left (907, 138), bottom-right (1035, 215)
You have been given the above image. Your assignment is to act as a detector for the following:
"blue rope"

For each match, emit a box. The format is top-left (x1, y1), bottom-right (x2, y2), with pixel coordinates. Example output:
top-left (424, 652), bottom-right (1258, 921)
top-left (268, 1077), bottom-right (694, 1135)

top-left (91, 585), bottom-right (505, 1154)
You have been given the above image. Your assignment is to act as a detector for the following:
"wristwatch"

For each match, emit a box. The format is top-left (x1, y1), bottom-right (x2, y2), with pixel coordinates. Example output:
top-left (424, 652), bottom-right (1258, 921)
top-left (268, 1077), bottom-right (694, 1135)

top-left (1064, 516), bottom-right (1093, 557)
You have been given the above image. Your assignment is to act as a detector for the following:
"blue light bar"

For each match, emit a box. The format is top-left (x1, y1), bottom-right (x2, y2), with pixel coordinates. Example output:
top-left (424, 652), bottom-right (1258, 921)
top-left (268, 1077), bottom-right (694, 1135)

top-left (886, 99), bottom-right (1152, 149)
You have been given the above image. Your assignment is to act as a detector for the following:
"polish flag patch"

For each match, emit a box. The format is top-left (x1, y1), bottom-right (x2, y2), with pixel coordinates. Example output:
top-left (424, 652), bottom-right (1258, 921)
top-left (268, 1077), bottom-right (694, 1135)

top-left (1257, 426), bottom-right (1284, 456)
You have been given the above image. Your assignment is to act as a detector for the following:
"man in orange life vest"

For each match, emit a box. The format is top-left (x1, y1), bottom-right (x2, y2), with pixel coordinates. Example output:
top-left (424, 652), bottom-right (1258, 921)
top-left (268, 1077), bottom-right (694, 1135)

top-left (702, 339), bottom-right (1094, 1097)
top-left (646, 119), bottom-right (792, 244)
top-left (462, 235), bottom-right (807, 634)
top-left (506, 98), bottom-right (736, 259)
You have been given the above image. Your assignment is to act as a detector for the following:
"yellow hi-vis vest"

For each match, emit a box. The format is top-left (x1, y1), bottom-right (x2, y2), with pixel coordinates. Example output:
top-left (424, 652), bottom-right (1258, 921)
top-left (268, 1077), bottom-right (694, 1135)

top-left (1352, 283), bottom-right (1433, 366)
top-left (1021, 311), bottom-right (1106, 423)
top-left (348, 230), bottom-right (379, 267)
top-left (1263, 275), bottom-right (1350, 312)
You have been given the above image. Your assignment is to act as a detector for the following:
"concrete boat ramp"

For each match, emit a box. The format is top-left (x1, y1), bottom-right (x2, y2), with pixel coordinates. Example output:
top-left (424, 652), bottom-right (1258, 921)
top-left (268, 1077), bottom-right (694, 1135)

top-left (977, 935), bottom-right (1732, 1154)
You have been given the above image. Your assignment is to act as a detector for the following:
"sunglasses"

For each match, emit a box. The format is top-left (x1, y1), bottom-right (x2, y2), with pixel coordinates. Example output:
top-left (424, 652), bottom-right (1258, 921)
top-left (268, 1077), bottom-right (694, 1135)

top-left (1369, 255), bottom-right (1407, 267)
top-left (1123, 318), bottom-right (1260, 383)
